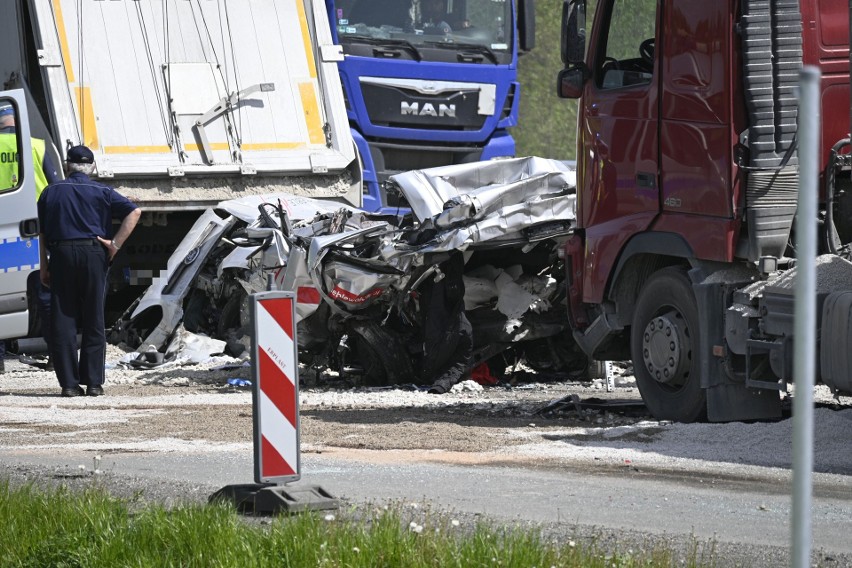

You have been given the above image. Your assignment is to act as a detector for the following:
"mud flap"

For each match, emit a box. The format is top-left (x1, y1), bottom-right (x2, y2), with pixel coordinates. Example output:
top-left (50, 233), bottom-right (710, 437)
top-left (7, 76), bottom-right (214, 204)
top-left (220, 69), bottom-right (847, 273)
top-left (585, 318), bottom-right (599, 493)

top-left (820, 291), bottom-right (852, 393)
top-left (706, 383), bottom-right (781, 422)
top-left (693, 274), bottom-right (782, 422)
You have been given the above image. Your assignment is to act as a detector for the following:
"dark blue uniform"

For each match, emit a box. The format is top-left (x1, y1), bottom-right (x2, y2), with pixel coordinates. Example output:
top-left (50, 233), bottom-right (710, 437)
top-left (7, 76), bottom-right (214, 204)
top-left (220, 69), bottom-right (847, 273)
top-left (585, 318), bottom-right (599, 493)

top-left (37, 172), bottom-right (138, 390)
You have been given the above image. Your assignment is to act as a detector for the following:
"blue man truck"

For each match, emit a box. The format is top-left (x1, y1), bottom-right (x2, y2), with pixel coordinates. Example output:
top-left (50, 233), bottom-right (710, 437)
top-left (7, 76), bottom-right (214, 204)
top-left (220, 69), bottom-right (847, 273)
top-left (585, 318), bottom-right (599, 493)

top-left (326, 0), bottom-right (535, 211)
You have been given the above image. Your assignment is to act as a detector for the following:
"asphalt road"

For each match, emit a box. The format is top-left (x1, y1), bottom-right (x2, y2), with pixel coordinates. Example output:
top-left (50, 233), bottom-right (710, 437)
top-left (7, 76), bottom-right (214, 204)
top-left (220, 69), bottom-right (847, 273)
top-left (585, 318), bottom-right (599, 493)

top-left (1, 358), bottom-right (851, 567)
top-left (2, 442), bottom-right (852, 567)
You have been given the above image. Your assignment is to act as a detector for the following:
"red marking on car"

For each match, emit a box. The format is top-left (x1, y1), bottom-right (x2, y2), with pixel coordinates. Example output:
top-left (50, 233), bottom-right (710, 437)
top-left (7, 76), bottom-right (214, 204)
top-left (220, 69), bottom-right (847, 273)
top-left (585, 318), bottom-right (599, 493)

top-left (297, 286), bottom-right (321, 304)
top-left (329, 286), bottom-right (385, 304)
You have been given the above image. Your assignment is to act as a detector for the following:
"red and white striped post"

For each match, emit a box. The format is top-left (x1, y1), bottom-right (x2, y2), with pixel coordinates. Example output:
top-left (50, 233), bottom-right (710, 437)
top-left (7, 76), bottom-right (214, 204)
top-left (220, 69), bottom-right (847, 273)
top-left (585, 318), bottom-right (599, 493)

top-left (252, 291), bottom-right (300, 483)
top-left (210, 290), bottom-right (337, 514)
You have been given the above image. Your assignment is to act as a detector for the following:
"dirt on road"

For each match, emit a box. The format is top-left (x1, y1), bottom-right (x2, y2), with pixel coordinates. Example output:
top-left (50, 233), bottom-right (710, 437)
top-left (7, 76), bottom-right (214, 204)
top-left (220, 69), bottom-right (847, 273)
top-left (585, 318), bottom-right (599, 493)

top-left (0, 352), bottom-right (645, 458)
top-left (2, 350), bottom-right (851, 480)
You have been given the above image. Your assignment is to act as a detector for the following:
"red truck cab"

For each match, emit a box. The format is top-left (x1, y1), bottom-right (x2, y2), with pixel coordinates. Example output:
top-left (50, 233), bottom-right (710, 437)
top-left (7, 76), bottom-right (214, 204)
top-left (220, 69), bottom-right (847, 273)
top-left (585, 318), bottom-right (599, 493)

top-left (557, 0), bottom-right (852, 421)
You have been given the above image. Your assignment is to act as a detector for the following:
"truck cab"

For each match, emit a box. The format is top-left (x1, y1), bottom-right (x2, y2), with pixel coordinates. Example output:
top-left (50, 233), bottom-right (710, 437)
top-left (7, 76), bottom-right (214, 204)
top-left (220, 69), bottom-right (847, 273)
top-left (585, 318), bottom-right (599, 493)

top-left (0, 91), bottom-right (40, 339)
top-left (557, 0), bottom-right (852, 422)
top-left (327, 0), bottom-right (535, 212)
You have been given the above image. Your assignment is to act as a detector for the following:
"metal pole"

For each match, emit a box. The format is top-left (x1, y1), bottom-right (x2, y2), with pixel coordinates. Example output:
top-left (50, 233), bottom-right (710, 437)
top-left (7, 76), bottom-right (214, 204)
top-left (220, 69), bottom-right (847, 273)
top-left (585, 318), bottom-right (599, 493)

top-left (791, 65), bottom-right (820, 568)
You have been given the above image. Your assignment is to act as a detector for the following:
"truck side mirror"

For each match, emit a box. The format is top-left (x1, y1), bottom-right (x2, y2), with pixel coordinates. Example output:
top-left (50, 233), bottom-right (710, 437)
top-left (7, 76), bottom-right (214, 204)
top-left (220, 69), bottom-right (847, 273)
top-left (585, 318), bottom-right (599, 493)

top-left (557, 66), bottom-right (587, 99)
top-left (517, 0), bottom-right (535, 52)
top-left (560, 0), bottom-right (586, 65)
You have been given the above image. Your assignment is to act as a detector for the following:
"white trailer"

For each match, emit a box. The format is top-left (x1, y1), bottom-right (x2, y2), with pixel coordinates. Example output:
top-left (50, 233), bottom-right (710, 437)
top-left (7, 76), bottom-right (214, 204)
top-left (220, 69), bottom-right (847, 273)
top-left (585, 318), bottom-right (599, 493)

top-left (0, 0), bottom-right (360, 312)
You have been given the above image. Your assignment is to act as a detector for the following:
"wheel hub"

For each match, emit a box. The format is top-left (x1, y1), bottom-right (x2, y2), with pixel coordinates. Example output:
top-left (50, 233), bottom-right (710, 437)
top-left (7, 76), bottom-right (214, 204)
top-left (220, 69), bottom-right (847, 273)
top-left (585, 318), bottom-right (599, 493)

top-left (641, 310), bottom-right (690, 386)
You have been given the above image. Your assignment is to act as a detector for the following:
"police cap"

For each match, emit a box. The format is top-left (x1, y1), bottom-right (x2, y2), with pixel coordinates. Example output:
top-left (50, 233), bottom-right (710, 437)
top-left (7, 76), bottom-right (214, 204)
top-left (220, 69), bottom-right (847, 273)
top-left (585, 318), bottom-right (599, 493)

top-left (66, 145), bottom-right (95, 164)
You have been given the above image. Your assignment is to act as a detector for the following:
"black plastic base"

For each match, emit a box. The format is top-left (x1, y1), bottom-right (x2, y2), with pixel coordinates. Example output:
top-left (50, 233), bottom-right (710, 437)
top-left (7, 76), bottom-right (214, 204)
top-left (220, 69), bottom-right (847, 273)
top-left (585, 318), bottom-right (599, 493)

top-left (210, 483), bottom-right (339, 515)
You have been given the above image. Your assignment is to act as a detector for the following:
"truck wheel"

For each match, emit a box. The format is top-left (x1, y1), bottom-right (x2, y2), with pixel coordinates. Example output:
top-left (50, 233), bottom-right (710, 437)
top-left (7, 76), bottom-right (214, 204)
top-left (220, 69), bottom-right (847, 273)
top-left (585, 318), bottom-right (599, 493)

top-left (631, 267), bottom-right (706, 422)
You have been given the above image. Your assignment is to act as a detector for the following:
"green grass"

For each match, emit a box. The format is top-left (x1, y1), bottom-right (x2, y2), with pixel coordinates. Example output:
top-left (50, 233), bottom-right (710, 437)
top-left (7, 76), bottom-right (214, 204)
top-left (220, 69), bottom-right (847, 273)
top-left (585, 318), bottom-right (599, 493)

top-left (0, 479), bottom-right (715, 568)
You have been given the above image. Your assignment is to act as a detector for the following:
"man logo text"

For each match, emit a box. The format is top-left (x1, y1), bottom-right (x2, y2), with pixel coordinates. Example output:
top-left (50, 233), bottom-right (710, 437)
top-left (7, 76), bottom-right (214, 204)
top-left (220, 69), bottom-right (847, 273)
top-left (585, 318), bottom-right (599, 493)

top-left (401, 102), bottom-right (456, 118)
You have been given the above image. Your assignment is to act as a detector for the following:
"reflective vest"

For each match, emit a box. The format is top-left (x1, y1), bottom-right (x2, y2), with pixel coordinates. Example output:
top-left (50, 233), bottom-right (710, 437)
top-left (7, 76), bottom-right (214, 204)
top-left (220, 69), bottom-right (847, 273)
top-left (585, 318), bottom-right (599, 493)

top-left (0, 133), bottom-right (50, 198)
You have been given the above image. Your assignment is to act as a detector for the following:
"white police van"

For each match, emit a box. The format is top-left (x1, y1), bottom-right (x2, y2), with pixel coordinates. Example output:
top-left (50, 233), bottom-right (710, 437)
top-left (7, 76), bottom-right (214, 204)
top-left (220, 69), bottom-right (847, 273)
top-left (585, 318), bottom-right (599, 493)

top-left (0, 90), bottom-right (39, 340)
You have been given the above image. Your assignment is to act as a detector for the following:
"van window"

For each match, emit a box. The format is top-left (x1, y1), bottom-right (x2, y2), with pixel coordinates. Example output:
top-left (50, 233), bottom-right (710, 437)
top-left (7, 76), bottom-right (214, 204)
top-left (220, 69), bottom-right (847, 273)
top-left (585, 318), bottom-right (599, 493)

top-left (0, 99), bottom-right (22, 193)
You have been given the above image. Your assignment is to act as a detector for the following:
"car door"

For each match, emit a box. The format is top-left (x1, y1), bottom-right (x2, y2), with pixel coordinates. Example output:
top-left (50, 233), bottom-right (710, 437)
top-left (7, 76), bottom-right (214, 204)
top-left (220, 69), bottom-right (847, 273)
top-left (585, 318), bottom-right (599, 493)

top-left (0, 89), bottom-right (39, 339)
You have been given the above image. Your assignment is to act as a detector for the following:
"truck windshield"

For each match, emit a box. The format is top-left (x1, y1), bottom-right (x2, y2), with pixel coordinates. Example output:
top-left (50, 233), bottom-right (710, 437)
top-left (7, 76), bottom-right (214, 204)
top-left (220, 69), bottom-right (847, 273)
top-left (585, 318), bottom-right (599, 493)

top-left (336, 0), bottom-right (513, 57)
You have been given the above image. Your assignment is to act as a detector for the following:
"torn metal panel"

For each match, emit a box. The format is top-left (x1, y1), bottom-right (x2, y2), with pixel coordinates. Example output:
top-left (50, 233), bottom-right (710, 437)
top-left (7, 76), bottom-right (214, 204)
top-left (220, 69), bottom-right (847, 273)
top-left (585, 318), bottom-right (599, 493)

top-left (322, 261), bottom-right (399, 309)
top-left (306, 224), bottom-right (392, 272)
top-left (381, 158), bottom-right (576, 258)
top-left (390, 156), bottom-right (576, 222)
top-left (218, 245), bottom-right (263, 275)
top-left (164, 325), bottom-right (227, 365)
top-left (128, 210), bottom-right (236, 349)
top-left (495, 270), bottom-right (555, 320)
top-left (275, 246), bottom-right (322, 324)
top-left (217, 193), bottom-right (358, 224)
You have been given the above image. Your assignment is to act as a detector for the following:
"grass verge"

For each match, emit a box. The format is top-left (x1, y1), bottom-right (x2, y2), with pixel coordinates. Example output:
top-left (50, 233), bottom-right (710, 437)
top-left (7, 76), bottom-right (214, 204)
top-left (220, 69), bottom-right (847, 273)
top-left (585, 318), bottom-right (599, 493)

top-left (0, 479), bottom-right (716, 567)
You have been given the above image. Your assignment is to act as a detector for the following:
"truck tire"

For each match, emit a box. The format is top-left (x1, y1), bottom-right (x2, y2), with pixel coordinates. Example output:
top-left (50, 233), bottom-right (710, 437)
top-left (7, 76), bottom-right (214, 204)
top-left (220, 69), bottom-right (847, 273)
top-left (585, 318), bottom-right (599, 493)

top-left (630, 267), bottom-right (707, 422)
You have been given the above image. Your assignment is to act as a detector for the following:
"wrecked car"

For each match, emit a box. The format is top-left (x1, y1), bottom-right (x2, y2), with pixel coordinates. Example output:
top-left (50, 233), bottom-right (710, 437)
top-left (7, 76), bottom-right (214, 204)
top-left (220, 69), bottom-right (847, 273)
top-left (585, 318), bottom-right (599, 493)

top-left (111, 157), bottom-right (588, 391)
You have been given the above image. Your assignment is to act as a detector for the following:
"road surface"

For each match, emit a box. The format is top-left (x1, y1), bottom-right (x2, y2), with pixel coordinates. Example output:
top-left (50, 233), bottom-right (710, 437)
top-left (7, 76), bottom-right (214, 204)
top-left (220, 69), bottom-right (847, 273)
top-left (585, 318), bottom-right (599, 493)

top-left (1, 355), bottom-right (851, 567)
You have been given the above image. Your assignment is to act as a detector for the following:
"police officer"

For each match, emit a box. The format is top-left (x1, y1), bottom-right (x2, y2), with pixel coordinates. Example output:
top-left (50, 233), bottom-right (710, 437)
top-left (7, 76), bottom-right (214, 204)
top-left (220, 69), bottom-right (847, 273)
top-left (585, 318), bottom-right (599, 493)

top-left (0, 104), bottom-right (60, 373)
top-left (37, 146), bottom-right (140, 396)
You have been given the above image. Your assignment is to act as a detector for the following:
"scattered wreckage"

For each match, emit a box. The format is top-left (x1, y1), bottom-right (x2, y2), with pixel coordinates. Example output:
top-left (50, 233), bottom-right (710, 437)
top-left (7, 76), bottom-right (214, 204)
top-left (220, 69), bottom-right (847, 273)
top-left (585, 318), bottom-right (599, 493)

top-left (110, 157), bottom-right (589, 391)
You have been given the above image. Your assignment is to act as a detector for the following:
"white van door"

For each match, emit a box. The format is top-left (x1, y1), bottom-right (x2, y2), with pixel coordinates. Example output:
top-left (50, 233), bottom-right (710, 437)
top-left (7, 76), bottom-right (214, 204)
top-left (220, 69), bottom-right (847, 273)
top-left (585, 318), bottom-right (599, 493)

top-left (0, 89), bottom-right (39, 340)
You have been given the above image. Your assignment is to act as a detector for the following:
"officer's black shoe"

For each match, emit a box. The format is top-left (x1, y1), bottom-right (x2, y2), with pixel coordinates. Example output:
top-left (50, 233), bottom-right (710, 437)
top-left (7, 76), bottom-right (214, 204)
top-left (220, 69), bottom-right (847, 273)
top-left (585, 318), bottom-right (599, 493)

top-left (61, 386), bottom-right (85, 397)
top-left (87, 386), bottom-right (104, 397)
top-left (0, 358), bottom-right (5, 374)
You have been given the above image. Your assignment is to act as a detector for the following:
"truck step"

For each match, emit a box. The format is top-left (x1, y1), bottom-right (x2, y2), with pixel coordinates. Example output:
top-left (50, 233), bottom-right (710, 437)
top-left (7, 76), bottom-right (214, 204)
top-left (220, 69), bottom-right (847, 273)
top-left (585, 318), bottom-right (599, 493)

top-left (745, 336), bottom-right (789, 391)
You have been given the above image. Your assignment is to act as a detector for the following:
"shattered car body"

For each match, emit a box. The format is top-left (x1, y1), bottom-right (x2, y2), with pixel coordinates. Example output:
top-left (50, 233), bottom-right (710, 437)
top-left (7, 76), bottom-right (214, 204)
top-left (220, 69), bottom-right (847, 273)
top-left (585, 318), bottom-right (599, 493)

top-left (112, 157), bottom-right (588, 390)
